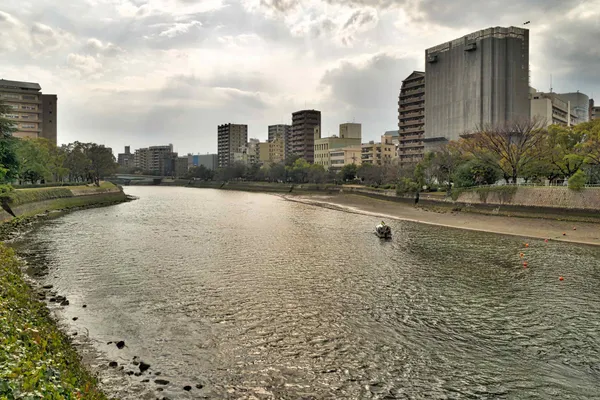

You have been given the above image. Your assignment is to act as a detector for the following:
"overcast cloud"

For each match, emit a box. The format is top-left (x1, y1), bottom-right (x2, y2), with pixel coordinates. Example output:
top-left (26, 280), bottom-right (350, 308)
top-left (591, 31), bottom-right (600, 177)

top-left (1, 0), bottom-right (598, 155)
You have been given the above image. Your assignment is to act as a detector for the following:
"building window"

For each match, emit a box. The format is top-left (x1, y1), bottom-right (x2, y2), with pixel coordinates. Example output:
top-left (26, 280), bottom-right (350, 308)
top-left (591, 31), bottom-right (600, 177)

top-left (22, 95), bottom-right (37, 100)
top-left (21, 124), bottom-right (36, 129)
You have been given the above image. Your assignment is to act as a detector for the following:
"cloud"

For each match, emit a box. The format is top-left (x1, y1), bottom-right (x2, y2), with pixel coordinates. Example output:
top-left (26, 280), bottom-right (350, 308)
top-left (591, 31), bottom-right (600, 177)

top-left (158, 20), bottom-right (203, 38)
top-left (30, 22), bottom-right (73, 52)
top-left (84, 38), bottom-right (125, 56)
top-left (66, 53), bottom-right (103, 77)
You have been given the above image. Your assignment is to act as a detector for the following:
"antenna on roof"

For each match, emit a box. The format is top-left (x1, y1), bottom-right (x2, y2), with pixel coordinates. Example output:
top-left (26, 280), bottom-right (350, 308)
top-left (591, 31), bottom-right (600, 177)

top-left (550, 74), bottom-right (553, 93)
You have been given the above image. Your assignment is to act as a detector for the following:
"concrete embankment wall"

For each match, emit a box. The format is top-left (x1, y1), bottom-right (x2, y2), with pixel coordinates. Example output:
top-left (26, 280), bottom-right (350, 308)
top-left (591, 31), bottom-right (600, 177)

top-left (0, 184), bottom-right (128, 223)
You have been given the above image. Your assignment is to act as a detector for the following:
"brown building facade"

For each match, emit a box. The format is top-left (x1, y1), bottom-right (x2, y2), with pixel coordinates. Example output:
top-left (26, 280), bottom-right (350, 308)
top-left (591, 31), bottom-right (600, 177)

top-left (398, 71), bottom-right (425, 166)
top-left (0, 79), bottom-right (58, 144)
top-left (291, 109), bottom-right (321, 163)
top-left (218, 123), bottom-right (248, 168)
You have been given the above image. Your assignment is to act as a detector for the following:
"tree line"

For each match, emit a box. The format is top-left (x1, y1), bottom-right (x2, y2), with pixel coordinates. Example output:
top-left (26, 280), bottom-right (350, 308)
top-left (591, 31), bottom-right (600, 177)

top-left (1, 102), bottom-right (117, 187)
top-left (192, 118), bottom-right (600, 192)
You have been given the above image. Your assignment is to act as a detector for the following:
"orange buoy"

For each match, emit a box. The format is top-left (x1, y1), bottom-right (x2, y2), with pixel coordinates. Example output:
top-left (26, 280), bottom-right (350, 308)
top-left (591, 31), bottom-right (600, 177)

top-left (545, 239), bottom-right (548, 243)
top-left (563, 232), bottom-right (566, 236)
top-left (520, 253), bottom-right (525, 258)
top-left (559, 276), bottom-right (564, 281)
top-left (525, 243), bottom-right (529, 248)
top-left (573, 227), bottom-right (577, 230)
top-left (523, 262), bottom-right (528, 267)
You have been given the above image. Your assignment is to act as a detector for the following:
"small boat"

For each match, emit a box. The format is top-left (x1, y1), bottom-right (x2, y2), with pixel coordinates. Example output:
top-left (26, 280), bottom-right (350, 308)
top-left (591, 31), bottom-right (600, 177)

top-left (375, 221), bottom-right (392, 239)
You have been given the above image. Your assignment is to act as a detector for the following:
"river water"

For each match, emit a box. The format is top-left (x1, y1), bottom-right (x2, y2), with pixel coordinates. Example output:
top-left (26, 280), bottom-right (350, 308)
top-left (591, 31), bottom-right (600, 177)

top-left (13, 186), bottom-right (600, 399)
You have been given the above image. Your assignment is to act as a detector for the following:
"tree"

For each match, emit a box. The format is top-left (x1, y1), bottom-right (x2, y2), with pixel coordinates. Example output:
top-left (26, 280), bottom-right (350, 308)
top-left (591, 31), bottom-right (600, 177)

top-left (544, 124), bottom-right (586, 180)
top-left (568, 169), bottom-right (586, 190)
top-left (0, 101), bottom-right (19, 183)
top-left (15, 138), bottom-right (52, 184)
top-left (429, 145), bottom-right (465, 192)
top-left (357, 163), bottom-right (384, 186)
top-left (287, 158), bottom-right (311, 183)
top-left (307, 164), bottom-right (326, 183)
top-left (577, 119), bottom-right (600, 166)
top-left (458, 119), bottom-right (548, 183)
top-left (268, 163), bottom-right (286, 182)
top-left (453, 159), bottom-right (501, 188)
top-left (187, 165), bottom-right (215, 181)
top-left (84, 143), bottom-right (117, 186)
top-left (340, 163), bottom-right (358, 181)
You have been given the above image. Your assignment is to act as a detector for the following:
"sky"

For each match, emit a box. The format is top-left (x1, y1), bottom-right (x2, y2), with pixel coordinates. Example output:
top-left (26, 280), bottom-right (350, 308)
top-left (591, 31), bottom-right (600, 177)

top-left (1, 0), bottom-right (599, 156)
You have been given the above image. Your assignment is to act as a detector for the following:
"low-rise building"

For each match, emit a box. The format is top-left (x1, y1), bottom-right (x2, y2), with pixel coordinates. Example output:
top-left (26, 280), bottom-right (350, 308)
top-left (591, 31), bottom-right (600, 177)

top-left (117, 146), bottom-right (133, 168)
top-left (361, 133), bottom-right (396, 166)
top-left (591, 102), bottom-right (600, 120)
top-left (329, 146), bottom-right (362, 171)
top-left (530, 89), bottom-right (578, 126)
top-left (314, 123), bottom-right (362, 169)
top-left (134, 144), bottom-right (177, 175)
top-left (176, 156), bottom-right (189, 178)
top-left (188, 153), bottom-right (218, 170)
top-left (259, 137), bottom-right (285, 164)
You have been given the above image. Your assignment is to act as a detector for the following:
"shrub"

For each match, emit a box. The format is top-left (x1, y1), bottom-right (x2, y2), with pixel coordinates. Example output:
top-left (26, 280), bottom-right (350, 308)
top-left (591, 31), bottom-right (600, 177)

top-left (396, 178), bottom-right (419, 195)
top-left (568, 170), bottom-right (586, 190)
top-left (5, 187), bottom-right (74, 206)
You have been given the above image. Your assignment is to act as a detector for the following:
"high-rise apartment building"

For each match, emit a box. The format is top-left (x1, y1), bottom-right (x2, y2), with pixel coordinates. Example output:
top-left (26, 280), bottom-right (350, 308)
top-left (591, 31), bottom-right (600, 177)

top-left (398, 71), bottom-right (425, 165)
top-left (217, 123), bottom-right (248, 168)
top-left (424, 26), bottom-right (530, 149)
top-left (291, 110), bottom-right (321, 163)
top-left (0, 79), bottom-right (58, 144)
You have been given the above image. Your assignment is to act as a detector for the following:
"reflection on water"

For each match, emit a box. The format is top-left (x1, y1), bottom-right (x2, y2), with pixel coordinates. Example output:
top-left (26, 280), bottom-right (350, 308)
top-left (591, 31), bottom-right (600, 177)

top-left (14, 186), bottom-right (600, 399)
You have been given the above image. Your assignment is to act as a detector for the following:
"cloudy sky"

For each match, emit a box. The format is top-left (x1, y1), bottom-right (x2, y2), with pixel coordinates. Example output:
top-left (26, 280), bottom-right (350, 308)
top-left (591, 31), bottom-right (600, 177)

top-left (1, 0), bottom-right (598, 156)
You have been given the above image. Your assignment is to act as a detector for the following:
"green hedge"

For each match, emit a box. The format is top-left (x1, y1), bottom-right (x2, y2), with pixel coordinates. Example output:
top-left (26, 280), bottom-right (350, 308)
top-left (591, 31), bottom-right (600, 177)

top-left (0, 244), bottom-right (108, 399)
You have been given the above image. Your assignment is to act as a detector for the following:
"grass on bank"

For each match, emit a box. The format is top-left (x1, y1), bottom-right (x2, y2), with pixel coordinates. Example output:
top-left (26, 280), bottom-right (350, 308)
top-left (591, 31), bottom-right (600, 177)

top-left (2, 182), bottom-right (119, 207)
top-left (0, 244), bottom-right (109, 400)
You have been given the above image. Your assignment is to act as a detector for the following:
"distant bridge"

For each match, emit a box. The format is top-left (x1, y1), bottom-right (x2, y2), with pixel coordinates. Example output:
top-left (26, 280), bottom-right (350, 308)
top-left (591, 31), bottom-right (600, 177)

top-left (109, 174), bottom-right (176, 185)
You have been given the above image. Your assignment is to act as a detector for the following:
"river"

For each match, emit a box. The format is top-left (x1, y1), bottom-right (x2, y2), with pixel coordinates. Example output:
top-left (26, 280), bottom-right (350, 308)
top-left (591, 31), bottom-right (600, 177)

top-left (13, 186), bottom-right (600, 399)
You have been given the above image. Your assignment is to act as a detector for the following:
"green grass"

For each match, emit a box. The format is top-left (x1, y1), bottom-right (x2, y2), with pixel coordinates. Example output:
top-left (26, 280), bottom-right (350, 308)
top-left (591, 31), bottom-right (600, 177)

top-left (0, 244), bottom-right (109, 400)
top-left (2, 183), bottom-right (119, 208)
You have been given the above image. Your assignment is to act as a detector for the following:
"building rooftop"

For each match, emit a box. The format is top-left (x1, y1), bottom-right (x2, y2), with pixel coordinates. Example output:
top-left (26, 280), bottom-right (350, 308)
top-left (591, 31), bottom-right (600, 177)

top-left (384, 130), bottom-right (400, 137)
top-left (426, 26), bottom-right (527, 54)
top-left (0, 79), bottom-right (42, 91)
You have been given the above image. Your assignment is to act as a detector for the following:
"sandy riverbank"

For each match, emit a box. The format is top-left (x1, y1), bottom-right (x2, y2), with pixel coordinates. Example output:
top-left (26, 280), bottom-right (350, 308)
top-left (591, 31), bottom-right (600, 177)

top-left (284, 194), bottom-right (600, 246)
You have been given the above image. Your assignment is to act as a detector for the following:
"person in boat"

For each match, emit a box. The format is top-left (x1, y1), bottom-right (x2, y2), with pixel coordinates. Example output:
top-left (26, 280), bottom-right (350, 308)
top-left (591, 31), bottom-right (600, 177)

top-left (380, 221), bottom-right (385, 226)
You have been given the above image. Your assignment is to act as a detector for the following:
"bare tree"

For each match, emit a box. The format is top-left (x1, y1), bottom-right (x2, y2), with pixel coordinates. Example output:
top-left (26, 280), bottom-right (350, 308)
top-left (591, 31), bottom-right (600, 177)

top-left (458, 118), bottom-right (548, 183)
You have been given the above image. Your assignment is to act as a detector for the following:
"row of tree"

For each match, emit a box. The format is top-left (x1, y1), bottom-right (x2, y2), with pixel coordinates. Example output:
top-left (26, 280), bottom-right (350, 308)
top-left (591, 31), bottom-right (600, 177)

top-left (1, 102), bottom-right (117, 186)
top-left (199, 118), bottom-right (600, 191)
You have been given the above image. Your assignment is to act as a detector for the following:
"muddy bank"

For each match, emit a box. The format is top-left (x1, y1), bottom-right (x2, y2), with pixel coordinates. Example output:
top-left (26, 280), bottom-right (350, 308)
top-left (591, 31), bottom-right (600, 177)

top-left (284, 194), bottom-right (600, 246)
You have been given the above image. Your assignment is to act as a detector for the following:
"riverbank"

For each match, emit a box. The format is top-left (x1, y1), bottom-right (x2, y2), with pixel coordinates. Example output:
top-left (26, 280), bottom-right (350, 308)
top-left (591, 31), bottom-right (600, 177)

top-left (0, 243), bottom-right (110, 399)
top-left (285, 194), bottom-right (600, 246)
top-left (0, 182), bottom-right (132, 241)
top-left (0, 183), bottom-right (132, 398)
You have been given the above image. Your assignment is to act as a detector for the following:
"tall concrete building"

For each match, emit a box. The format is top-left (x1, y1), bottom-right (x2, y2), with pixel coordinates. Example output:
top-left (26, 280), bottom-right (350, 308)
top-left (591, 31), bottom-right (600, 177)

top-left (398, 71), bottom-right (425, 165)
top-left (291, 109), bottom-right (321, 163)
top-left (217, 123), bottom-right (248, 168)
top-left (424, 26), bottom-right (530, 148)
top-left (558, 92), bottom-right (590, 123)
top-left (0, 79), bottom-right (58, 144)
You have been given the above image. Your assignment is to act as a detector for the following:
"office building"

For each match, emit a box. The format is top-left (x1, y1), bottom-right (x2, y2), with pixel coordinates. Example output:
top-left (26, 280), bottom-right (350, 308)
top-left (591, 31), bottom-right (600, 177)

top-left (117, 146), bottom-right (133, 168)
top-left (558, 92), bottom-right (590, 123)
top-left (291, 109), bottom-right (321, 163)
top-left (218, 123), bottom-right (248, 168)
top-left (134, 144), bottom-right (177, 175)
top-left (258, 136), bottom-right (285, 165)
top-left (188, 154), bottom-right (218, 170)
top-left (361, 133), bottom-right (396, 166)
top-left (398, 71), bottom-right (425, 165)
top-left (530, 89), bottom-right (578, 126)
top-left (176, 156), bottom-right (189, 178)
top-left (591, 105), bottom-right (600, 120)
top-left (0, 79), bottom-right (58, 144)
top-left (268, 124), bottom-right (291, 159)
top-left (314, 123), bottom-right (362, 170)
top-left (424, 26), bottom-right (530, 149)
top-left (329, 146), bottom-right (362, 171)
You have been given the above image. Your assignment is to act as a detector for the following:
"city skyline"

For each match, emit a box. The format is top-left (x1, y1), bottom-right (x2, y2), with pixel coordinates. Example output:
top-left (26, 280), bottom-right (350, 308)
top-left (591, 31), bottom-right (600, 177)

top-left (1, 1), bottom-right (598, 155)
